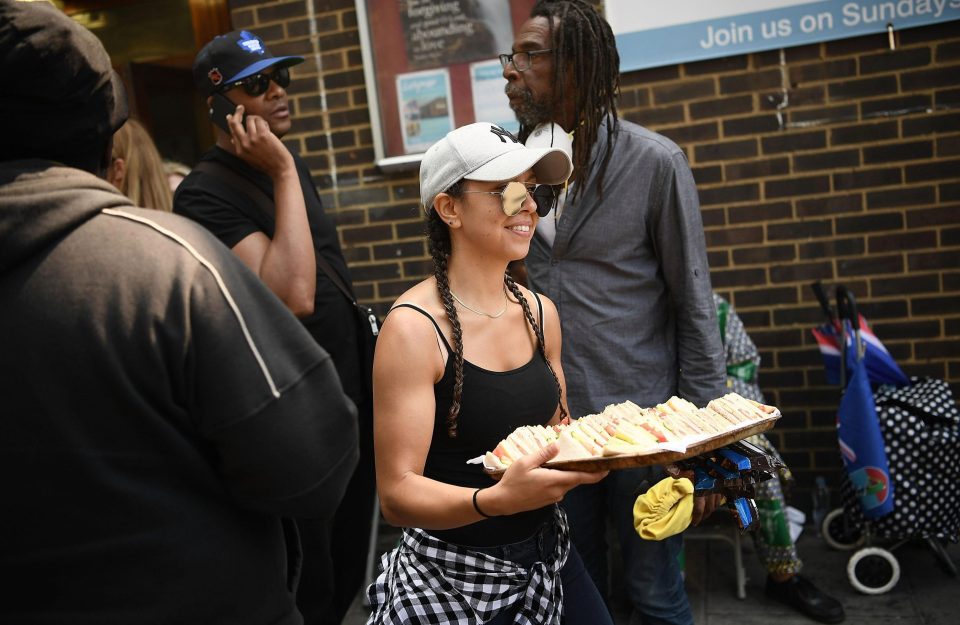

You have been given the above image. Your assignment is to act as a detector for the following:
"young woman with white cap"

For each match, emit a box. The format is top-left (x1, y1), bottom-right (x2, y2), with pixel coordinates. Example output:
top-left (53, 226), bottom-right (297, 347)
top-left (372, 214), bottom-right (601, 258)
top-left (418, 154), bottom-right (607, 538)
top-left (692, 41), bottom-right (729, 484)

top-left (367, 122), bottom-right (613, 624)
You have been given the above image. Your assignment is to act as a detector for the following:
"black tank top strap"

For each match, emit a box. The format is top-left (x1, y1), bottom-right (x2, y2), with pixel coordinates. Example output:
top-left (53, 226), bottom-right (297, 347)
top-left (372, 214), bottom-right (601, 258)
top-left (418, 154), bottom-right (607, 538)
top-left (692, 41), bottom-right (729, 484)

top-left (389, 303), bottom-right (453, 354)
top-left (532, 291), bottom-right (544, 329)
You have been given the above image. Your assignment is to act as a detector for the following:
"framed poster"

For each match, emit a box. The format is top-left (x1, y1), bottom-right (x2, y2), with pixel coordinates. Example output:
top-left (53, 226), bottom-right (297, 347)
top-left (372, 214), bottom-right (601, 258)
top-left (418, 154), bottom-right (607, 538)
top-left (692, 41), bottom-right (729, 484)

top-left (356, 0), bottom-right (536, 172)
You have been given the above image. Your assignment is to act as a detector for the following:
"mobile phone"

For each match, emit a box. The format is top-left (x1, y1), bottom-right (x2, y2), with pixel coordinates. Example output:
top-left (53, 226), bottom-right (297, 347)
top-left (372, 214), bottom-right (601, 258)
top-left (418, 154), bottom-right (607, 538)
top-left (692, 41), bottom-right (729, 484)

top-left (209, 92), bottom-right (246, 133)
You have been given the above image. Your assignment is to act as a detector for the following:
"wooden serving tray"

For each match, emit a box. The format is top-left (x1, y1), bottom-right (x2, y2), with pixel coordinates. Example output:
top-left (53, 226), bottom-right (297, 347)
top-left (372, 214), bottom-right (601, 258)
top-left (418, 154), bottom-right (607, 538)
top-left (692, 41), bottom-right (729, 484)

top-left (483, 412), bottom-right (779, 475)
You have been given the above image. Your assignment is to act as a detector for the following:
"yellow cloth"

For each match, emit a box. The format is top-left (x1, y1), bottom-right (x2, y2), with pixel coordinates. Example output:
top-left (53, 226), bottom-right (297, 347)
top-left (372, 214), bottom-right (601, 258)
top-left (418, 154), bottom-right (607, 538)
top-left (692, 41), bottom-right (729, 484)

top-left (633, 477), bottom-right (694, 541)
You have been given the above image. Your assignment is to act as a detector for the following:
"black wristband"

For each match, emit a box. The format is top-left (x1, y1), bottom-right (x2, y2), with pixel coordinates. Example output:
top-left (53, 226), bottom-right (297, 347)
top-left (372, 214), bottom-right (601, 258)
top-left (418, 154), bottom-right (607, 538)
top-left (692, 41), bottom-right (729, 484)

top-left (472, 488), bottom-right (493, 518)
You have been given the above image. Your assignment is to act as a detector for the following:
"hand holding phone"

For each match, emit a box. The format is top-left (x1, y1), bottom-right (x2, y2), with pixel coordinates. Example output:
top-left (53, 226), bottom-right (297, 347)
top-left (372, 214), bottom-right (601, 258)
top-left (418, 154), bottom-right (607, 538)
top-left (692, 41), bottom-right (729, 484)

top-left (209, 93), bottom-right (246, 133)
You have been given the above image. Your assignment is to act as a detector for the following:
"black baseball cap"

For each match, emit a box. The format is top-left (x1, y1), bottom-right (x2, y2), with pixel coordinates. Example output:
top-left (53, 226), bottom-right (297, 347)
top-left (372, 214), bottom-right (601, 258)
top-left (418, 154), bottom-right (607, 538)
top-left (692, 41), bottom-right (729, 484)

top-left (193, 30), bottom-right (303, 97)
top-left (0, 0), bottom-right (128, 169)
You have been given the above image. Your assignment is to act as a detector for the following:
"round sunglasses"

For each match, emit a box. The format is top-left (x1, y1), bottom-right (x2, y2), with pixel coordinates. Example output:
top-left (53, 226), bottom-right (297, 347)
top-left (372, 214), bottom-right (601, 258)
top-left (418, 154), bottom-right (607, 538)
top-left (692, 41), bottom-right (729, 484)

top-left (461, 181), bottom-right (561, 217)
top-left (222, 66), bottom-right (291, 97)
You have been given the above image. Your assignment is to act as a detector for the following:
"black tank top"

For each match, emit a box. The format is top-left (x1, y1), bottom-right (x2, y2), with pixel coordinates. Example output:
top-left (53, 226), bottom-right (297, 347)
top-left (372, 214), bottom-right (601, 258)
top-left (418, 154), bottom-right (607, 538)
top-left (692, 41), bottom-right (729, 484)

top-left (391, 294), bottom-right (559, 547)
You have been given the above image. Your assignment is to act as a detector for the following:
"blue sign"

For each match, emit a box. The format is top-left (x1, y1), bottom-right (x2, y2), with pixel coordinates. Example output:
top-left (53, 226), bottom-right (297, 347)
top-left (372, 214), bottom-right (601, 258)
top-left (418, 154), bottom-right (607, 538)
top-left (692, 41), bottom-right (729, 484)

top-left (609, 0), bottom-right (960, 72)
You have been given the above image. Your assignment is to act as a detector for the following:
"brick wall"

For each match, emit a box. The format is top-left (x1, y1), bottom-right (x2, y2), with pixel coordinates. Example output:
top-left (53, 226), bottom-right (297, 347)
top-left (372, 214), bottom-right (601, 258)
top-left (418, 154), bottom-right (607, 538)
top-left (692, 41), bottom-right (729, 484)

top-left (227, 0), bottom-right (959, 502)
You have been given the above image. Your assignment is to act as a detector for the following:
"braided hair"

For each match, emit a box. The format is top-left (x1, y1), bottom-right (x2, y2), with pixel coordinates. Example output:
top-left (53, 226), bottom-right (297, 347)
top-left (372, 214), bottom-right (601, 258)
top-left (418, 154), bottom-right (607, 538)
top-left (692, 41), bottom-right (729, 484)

top-left (427, 183), bottom-right (568, 437)
top-left (521, 0), bottom-right (620, 201)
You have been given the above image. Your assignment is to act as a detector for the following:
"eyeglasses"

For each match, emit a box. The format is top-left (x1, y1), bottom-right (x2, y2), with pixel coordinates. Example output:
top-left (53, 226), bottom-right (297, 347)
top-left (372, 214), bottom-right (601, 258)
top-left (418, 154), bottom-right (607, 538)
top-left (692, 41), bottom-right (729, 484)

top-left (222, 66), bottom-right (291, 97)
top-left (461, 181), bottom-right (561, 217)
top-left (499, 49), bottom-right (553, 72)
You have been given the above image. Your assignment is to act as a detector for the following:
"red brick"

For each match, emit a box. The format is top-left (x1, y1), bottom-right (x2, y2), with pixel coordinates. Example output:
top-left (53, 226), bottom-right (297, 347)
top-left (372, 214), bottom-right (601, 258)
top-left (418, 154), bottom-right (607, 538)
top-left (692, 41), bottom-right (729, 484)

top-left (653, 78), bottom-right (716, 104)
top-left (761, 130), bottom-right (827, 154)
top-left (794, 149), bottom-right (861, 172)
top-left (830, 121), bottom-right (898, 146)
top-left (732, 244), bottom-right (796, 265)
top-left (838, 254), bottom-right (904, 276)
top-left (861, 94), bottom-right (931, 118)
top-left (689, 95), bottom-right (754, 120)
top-left (698, 183), bottom-right (760, 207)
top-left (908, 251), bottom-right (960, 271)
top-left (866, 186), bottom-right (936, 209)
top-left (901, 65), bottom-right (960, 91)
top-left (728, 201), bottom-right (792, 224)
top-left (871, 274), bottom-right (941, 297)
top-left (868, 231), bottom-right (937, 253)
top-left (709, 267), bottom-right (767, 288)
top-left (734, 286), bottom-right (798, 308)
top-left (863, 140), bottom-right (934, 164)
top-left (724, 158), bottom-right (790, 181)
top-left (694, 138), bottom-right (758, 162)
top-left (705, 225), bottom-right (764, 247)
top-left (799, 237), bottom-right (865, 260)
top-left (796, 194), bottom-right (863, 217)
top-left (828, 76), bottom-right (898, 101)
top-left (834, 168), bottom-right (903, 191)
top-left (768, 219), bottom-right (832, 240)
top-left (836, 211), bottom-right (903, 234)
top-left (765, 175), bottom-right (830, 198)
top-left (859, 47), bottom-right (931, 74)
top-left (719, 69), bottom-right (782, 94)
top-left (770, 261), bottom-right (834, 284)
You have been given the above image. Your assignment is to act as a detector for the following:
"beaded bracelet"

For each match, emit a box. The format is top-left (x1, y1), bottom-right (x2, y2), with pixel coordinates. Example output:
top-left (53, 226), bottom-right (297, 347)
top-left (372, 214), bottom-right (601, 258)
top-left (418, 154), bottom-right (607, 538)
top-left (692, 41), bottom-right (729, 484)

top-left (472, 487), bottom-right (493, 518)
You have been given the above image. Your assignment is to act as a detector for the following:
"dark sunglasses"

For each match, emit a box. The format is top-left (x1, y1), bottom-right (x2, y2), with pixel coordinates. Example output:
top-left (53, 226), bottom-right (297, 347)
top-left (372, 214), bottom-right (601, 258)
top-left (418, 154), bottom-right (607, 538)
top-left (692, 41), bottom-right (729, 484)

top-left (462, 181), bottom-right (561, 217)
top-left (223, 66), bottom-right (291, 97)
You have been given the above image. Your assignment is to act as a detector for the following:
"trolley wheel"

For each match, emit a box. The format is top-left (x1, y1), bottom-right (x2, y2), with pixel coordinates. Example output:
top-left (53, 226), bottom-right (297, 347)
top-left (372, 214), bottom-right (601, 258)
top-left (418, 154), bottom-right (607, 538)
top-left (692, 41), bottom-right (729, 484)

top-left (821, 507), bottom-right (865, 551)
top-left (847, 547), bottom-right (901, 595)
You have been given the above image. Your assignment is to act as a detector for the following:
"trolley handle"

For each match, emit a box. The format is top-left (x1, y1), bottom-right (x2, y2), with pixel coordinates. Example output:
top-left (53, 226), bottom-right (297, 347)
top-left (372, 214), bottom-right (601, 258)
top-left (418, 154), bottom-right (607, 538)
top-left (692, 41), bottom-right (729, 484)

top-left (835, 286), bottom-right (860, 331)
top-left (810, 281), bottom-right (835, 322)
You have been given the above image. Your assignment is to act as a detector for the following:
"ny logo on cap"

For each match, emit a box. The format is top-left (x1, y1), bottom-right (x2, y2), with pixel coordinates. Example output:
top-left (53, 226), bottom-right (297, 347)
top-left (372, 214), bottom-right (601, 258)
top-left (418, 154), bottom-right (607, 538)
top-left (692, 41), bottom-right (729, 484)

top-left (489, 125), bottom-right (519, 144)
top-left (236, 31), bottom-right (265, 55)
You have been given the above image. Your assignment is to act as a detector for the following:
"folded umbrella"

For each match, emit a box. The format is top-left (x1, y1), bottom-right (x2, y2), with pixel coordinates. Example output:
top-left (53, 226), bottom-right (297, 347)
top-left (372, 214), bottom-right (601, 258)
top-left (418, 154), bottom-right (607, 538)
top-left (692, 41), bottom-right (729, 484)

top-left (810, 283), bottom-right (909, 388)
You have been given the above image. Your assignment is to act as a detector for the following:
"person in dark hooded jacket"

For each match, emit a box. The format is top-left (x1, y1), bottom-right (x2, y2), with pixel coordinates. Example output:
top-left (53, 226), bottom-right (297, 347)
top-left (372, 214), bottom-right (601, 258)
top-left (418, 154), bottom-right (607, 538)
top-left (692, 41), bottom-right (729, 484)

top-left (0, 2), bottom-right (358, 623)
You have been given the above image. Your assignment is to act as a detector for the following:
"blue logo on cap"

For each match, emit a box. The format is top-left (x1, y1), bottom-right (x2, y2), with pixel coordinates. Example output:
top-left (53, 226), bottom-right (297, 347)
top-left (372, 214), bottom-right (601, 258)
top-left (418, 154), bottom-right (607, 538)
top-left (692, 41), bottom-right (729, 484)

top-left (236, 31), bottom-right (265, 55)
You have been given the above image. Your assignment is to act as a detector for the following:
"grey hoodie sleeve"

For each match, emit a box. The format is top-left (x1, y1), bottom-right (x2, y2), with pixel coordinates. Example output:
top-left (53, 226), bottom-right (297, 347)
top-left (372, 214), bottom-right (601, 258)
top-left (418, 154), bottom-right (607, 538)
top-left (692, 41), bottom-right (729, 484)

top-left (184, 240), bottom-right (359, 518)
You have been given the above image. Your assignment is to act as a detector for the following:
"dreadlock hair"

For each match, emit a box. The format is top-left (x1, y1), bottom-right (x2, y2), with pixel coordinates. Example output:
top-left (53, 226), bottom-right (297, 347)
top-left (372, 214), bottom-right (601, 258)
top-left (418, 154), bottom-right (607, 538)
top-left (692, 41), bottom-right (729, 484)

top-left (427, 182), bottom-right (568, 437)
top-left (522, 0), bottom-right (620, 202)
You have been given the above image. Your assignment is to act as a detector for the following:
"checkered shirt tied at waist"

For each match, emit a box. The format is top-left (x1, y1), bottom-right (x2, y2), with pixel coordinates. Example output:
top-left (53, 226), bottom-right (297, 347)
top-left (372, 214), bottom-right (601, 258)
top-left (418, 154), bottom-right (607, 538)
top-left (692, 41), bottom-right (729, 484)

top-left (366, 505), bottom-right (570, 624)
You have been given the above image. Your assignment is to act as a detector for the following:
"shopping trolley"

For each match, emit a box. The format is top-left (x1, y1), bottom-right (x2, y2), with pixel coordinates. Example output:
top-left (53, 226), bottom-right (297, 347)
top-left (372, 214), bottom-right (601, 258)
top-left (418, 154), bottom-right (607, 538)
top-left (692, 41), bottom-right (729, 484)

top-left (811, 282), bottom-right (960, 594)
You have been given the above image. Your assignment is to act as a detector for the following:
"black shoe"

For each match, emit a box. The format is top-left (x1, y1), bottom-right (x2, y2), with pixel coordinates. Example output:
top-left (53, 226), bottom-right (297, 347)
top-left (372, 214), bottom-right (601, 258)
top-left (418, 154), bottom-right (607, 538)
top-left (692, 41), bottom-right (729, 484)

top-left (765, 574), bottom-right (846, 624)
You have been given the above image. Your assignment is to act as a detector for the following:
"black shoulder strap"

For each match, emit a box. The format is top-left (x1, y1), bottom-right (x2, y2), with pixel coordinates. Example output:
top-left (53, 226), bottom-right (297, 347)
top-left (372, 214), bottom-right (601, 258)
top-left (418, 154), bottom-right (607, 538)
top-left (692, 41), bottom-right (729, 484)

top-left (390, 303), bottom-right (452, 354)
top-left (532, 291), bottom-right (544, 329)
top-left (193, 159), bottom-right (357, 305)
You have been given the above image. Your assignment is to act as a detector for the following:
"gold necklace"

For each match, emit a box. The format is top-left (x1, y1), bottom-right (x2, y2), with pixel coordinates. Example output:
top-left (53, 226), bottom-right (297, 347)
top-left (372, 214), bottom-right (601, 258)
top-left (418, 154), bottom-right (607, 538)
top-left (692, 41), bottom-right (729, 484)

top-left (449, 286), bottom-right (508, 319)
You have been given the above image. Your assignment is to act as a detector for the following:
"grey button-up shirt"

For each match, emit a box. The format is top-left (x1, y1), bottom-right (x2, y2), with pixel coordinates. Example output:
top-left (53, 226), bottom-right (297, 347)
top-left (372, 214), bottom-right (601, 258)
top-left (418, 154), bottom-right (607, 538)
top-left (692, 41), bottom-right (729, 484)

top-left (527, 119), bottom-right (725, 417)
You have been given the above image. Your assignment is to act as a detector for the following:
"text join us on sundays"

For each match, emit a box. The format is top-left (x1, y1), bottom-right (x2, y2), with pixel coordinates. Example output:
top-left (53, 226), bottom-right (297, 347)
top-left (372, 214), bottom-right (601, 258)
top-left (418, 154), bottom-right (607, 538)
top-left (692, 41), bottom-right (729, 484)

top-left (700, 0), bottom-right (959, 49)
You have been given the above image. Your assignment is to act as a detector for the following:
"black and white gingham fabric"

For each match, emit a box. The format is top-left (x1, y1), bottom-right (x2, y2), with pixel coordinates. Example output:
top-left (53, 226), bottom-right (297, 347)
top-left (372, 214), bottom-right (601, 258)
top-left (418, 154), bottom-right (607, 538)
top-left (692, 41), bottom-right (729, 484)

top-left (366, 506), bottom-right (569, 624)
top-left (840, 376), bottom-right (960, 542)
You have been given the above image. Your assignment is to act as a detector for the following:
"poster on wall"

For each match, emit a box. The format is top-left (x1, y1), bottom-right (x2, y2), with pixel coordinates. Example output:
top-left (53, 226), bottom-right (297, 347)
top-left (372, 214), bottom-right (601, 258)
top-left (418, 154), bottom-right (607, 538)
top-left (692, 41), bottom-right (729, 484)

top-left (607, 0), bottom-right (960, 72)
top-left (470, 59), bottom-right (520, 134)
top-left (397, 69), bottom-right (454, 153)
top-left (356, 0), bottom-right (536, 170)
top-left (401, 0), bottom-right (514, 70)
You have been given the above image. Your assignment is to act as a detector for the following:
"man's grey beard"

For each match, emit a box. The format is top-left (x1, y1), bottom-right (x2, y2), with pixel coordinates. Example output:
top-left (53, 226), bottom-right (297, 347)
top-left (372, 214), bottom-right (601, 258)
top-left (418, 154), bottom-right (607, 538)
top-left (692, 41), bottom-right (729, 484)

top-left (506, 86), bottom-right (553, 129)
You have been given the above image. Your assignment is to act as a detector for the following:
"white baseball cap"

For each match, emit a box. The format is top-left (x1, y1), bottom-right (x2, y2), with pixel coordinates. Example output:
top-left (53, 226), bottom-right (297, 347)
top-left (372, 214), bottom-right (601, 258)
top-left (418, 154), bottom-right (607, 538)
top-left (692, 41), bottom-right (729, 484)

top-left (419, 122), bottom-right (573, 212)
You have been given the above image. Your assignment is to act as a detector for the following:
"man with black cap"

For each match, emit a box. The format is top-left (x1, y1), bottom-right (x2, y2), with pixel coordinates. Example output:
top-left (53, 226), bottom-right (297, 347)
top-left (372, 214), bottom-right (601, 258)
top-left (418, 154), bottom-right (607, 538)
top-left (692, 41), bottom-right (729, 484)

top-left (174, 29), bottom-right (375, 625)
top-left (0, 1), bottom-right (358, 623)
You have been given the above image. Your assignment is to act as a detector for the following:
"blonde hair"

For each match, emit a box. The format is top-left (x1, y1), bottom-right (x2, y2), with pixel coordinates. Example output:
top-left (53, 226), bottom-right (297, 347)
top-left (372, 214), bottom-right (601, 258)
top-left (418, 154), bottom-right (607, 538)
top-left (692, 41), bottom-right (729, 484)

top-left (112, 119), bottom-right (173, 212)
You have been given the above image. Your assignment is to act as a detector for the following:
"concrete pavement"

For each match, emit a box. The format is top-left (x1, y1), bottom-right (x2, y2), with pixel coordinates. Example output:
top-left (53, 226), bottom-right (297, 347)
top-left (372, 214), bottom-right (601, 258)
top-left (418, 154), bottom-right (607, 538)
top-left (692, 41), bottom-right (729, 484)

top-left (344, 520), bottom-right (960, 624)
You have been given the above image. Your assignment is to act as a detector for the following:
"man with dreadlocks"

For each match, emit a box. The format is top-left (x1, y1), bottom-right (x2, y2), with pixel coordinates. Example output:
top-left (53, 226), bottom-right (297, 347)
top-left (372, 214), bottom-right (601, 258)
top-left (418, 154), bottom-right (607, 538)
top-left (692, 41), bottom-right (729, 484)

top-left (367, 122), bottom-right (612, 624)
top-left (505, 2), bottom-right (726, 624)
